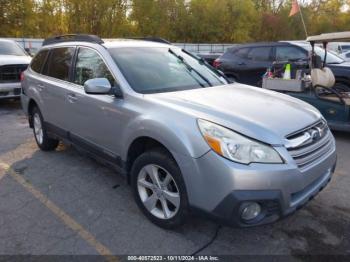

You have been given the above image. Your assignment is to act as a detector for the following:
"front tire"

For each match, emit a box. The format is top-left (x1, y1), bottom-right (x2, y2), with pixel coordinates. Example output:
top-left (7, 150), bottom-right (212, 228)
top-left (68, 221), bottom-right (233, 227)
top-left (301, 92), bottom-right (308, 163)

top-left (32, 107), bottom-right (59, 151)
top-left (131, 149), bottom-right (189, 229)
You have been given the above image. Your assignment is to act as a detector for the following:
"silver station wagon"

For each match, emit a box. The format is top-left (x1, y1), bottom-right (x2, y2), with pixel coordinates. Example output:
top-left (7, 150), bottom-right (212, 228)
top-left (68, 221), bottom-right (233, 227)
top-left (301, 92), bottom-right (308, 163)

top-left (21, 35), bottom-right (336, 228)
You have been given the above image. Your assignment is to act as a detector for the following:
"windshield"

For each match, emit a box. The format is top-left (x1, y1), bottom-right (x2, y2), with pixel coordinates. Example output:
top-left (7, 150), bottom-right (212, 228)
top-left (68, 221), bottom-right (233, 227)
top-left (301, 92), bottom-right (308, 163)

top-left (302, 45), bottom-right (344, 64)
top-left (0, 41), bottom-right (27, 56)
top-left (108, 47), bottom-right (227, 94)
top-left (314, 46), bottom-right (344, 64)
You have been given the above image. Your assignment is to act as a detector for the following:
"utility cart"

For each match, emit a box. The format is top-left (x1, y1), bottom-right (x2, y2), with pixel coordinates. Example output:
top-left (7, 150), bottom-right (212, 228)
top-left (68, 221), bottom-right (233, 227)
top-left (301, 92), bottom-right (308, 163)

top-left (262, 32), bottom-right (350, 132)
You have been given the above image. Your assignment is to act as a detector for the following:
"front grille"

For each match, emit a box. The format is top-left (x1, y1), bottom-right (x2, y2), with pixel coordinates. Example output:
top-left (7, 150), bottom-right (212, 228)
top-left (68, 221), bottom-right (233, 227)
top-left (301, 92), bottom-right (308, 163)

top-left (0, 64), bottom-right (28, 83)
top-left (286, 120), bottom-right (334, 170)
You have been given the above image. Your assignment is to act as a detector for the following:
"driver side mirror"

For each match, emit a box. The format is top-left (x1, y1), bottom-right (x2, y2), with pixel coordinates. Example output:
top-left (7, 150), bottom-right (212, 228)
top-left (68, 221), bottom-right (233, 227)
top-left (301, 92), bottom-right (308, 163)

top-left (84, 78), bottom-right (111, 94)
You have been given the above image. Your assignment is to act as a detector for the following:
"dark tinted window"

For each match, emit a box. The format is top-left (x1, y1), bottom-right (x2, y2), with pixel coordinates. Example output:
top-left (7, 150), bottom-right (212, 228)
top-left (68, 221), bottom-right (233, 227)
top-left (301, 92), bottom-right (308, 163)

top-left (342, 45), bottom-right (350, 51)
top-left (234, 48), bottom-right (250, 58)
top-left (346, 53), bottom-right (350, 58)
top-left (74, 47), bottom-right (115, 86)
top-left (30, 50), bottom-right (48, 73)
top-left (247, 47), bottom-right (272, 61)
top-left (109, 47), bottom-right (226, 94)
top-left (276, 46), bottom-right (307, 61)
top-left (46, 47), bottom-right (75, 81)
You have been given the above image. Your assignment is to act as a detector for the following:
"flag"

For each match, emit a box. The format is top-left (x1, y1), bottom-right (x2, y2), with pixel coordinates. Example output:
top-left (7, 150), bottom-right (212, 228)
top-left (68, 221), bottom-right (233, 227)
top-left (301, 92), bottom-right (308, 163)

top-left (289, 0), bottom-right (300, 17)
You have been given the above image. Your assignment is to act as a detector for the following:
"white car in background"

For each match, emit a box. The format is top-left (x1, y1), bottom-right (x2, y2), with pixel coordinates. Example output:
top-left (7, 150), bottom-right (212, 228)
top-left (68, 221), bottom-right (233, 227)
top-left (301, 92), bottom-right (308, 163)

top-left (328, 42), bottom-right (350, 54)
top-left (339, 51), bottom-right (350, 62)
top-left (0, 39), bottom-right (31, 100)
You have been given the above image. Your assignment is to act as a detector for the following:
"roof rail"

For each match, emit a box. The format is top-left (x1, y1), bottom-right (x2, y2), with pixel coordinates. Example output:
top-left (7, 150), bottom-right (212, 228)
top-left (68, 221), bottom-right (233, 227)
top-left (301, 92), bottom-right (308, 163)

top-left (42, 34), bottom-right (104, 46)
top-left (130, 37), bottom-right (172, 45)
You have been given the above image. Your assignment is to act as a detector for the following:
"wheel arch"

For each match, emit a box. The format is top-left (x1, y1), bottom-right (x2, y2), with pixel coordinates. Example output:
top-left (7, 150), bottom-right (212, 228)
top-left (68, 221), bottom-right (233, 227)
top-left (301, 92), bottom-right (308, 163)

top-left (125, 136), bottom-right (177, 184)
top-left (28, 98), bottom-right (39, 128)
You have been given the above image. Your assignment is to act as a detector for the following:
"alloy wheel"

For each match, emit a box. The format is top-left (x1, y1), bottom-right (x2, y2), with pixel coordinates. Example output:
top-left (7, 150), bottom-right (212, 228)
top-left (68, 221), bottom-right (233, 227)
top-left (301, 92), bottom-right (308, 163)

top-left (137, 164), bottom-right (180, 220)
top-left (33, 113), bottom-right (43, 145)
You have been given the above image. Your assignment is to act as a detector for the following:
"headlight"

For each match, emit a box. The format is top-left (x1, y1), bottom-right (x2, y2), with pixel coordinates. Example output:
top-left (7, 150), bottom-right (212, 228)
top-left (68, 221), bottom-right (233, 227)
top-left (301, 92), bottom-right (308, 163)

top-left (198, 119), bottom-right (283, 164)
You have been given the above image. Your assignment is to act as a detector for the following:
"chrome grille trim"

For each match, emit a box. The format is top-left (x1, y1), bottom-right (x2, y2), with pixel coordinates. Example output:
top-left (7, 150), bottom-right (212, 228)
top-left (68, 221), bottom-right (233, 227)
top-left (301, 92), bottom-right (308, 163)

top-left (285, 120), bottom-right (334, 170)
top-left (293, 139), bottom-right (333, 168)
top-left (288, 131), bottom-right (331, 158)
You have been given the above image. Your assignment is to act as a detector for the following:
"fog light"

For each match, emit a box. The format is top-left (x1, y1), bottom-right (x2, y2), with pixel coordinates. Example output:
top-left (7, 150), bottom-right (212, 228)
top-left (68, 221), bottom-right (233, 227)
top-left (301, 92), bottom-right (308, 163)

top-left (241, 202), bottom-right (261, 221)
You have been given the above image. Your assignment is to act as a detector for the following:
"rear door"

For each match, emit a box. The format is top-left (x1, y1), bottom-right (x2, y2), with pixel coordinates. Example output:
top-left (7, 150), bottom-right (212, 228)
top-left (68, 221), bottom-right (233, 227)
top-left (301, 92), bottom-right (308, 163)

top-left (41, 47), bottom-right (76, 134)
top-left (243, 46), bottom-right (274, 86)
top-left (219, 47), bottom-right (250, 82)
top-left (223, 46), bottom-right (273, 86)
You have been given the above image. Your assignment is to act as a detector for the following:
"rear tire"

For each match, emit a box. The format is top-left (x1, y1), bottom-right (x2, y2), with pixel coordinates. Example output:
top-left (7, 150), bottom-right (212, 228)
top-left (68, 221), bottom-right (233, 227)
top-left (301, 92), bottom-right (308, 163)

top-left (31, 107), bottom-right (59, 151)
top-left (131, 148), bottom-right (189, 229)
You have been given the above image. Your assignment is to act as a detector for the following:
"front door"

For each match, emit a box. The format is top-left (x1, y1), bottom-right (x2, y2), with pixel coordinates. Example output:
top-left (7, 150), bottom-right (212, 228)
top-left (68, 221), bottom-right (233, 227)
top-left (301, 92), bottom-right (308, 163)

top-left (66, 47), bottom-right (124, 160)
top-left (240, 46), bottom-right (273, 86)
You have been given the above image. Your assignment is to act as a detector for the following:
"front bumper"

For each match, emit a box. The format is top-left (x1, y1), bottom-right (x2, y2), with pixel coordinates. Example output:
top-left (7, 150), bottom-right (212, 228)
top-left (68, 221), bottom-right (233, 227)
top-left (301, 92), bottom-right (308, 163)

top-left (0, 82), bottom-right (21, 99)
top-left (176, 137), bottom-right (337, 227)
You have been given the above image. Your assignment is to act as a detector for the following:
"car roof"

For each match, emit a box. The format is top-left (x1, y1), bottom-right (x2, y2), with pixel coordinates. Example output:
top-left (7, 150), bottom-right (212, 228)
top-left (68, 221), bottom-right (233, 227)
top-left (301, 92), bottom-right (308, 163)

top-left (230, 42), bottom-right (294, 49)
top-left (40, 38), bottom-right (173, 50)
top-left (0, 39), bottom-right (17, 43)
top-left (103, 39), bottom-right (172, 49)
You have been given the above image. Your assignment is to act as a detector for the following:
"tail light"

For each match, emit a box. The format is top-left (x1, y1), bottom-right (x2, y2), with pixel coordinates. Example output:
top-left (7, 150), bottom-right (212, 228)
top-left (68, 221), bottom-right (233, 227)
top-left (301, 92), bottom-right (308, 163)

top-left (213, 59), bottom-right (221, 68)
top-left (20, 71), bottom-right (25, 82)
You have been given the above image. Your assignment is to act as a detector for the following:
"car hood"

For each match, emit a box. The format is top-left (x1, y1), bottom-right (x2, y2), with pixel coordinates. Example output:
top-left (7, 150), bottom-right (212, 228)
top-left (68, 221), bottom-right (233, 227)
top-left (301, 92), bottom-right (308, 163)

top-left (147, 84), bottom-right (322, 145)
top-left (0, 55), bottom-right (31, 66)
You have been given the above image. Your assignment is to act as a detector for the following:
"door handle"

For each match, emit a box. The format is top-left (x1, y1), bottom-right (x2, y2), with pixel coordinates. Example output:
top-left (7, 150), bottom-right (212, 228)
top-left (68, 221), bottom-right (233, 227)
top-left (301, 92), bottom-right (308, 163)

top-left (238, 62), bottom-right (246, 66)
top-left (67, 93), bottom-right (78, 103)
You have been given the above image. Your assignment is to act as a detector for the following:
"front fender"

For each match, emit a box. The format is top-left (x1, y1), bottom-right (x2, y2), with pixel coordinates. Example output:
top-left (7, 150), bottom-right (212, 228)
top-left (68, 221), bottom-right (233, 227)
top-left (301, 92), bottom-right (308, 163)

top-left (120, 115), bottom-right (210, 161)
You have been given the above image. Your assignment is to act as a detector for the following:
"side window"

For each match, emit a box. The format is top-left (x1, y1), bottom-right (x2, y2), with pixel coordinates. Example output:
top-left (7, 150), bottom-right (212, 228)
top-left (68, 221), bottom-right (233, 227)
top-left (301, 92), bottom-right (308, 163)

top-left (276, 46), bottom-right (307, 61)
top-left (74, 47), bottom-right (115, 86)
top-left (46, 47), bottom-right (75, 81)
top-left (346, 53), bottom-right (350, 58)
top-left (342, 45), bottom-right (350, 52)
top-left (247, 47), bottom-right (272, 61)
top-left (30, 50), bottom-right (48, 73)
top-left (234, 48), bottom-right (250, 59)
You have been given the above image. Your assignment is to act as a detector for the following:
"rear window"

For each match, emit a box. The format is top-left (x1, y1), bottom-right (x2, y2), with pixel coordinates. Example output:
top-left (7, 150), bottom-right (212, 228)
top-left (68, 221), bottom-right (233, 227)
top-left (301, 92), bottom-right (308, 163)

top-left (247, 47), bottom-right (272, 61)
top-left (0, 41), bottom-right (26, 56)
top-left (30, 50), bottom-right (48, 73)
top-left (234, 48), bottom-right (250, 58)
top-left (276, 46), bottom-right (307, 61)
top-left (45, 47), bottom-right (75, 81)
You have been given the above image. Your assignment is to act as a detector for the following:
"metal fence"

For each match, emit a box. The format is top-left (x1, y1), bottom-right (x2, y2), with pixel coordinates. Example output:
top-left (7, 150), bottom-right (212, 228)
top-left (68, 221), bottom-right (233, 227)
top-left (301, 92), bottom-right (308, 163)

top-left (8, 38), bottom-right (236, 54)
top-left (174, 43), bottom-right (236, 54)
top-left (9, 38), bottom-right (44, 50)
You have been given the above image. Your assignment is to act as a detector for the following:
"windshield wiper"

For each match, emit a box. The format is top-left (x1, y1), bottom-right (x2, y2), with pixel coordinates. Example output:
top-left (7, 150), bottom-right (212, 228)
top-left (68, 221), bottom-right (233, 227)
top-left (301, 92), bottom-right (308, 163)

top-left (168, 48), bottom-right (213, 87)
top-left (181, 49), bottom-right (231, 83)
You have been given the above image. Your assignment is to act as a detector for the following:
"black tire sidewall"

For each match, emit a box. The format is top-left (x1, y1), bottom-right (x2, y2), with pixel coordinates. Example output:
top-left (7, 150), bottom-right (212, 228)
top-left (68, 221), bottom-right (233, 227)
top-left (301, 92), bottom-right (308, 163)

top-left (32, 107), bottom-right (58, 151)
top-left (131, 149), bottom-right (189, 229)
